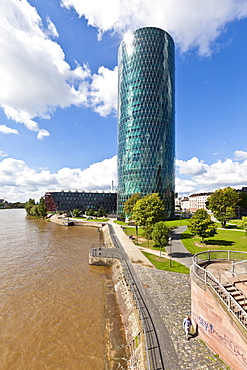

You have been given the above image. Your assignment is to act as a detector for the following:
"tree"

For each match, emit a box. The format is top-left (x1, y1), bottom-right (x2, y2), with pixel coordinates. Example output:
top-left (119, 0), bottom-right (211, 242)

top-left (25, 198), bottom-right (35, 216)
top-left (30, 204), bottom-right (40, 218)
top-left (152, 221), bottom-right (170, 249)
top-left (38, 197), bottom-right (47, 218)
top-left (188, 209), bottom-right (217, 242)
top-left (132, 193), bottom-right (165, 228)
top-left (97, 208), bottom-right (104, 217)
top-left (88, 209), bottom-right (95, 216)
top-left (124, 193), bottom-right (141, 219)
top-left (72, 208), bottom-right (80, 217)
top-left (206, 187), bottom-right (240, 227)
top-left (238, 216), bottom-right (247, 237)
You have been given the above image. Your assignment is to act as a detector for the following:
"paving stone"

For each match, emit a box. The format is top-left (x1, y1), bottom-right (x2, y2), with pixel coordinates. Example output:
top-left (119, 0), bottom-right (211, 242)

top-left (134, 265), bottom-right (230, 370)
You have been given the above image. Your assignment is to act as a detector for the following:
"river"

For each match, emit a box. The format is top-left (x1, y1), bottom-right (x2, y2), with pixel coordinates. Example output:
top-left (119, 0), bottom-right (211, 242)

top-left (0, 209), bottom-right (127, 369)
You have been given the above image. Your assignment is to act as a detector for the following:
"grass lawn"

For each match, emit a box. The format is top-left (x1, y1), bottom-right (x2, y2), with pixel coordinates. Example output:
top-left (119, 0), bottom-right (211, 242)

top-left (165, 219), bottom-right (190, 227)
top-left (122, 219), bottom-right (189, 249)
top-left (181, 228), bottom-right (247, 255)
top-left (123, 226), bottom-right (156, 248)
top-left (87, 218), bottom-right (109, 222)
top-left (74, 217), bottom-right (109, 222)
top-left (142, 252), bottom-right (190, 274)
top-left (114, 220), bottom-right (127, 225)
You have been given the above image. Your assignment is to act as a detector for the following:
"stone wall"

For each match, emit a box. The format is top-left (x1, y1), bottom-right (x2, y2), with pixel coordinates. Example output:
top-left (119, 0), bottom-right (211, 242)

top-left (191, 272), bottom-right (247, 370)
top-left (111, 260), bottom-right (147, 370)
top-left (102, 224), bottom-right (114, 247)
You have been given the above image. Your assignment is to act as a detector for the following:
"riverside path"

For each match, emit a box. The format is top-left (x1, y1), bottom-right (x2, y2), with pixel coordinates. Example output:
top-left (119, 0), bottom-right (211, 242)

top-left (109, 221), bottom-right (229, 370)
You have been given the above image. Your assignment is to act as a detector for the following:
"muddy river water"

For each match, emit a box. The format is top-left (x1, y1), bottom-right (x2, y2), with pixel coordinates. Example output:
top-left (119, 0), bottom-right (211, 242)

top-left (0, 209), bottom-right (127, 369)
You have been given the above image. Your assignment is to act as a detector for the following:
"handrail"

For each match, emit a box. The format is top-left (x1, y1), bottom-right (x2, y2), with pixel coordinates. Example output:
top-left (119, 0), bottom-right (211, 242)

top-left (89, 246), bottom-right (165, 370)
top-left (192, 251), bottom-right (247, 330)
top-left (232, 259), bottom-right (247, 275)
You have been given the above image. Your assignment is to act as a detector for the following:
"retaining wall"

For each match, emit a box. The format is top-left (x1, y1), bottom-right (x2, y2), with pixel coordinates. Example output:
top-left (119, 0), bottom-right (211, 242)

top-left (111, 260), bottom-right (147, 369)
top-left (90, 224), bottom-right (147, 369)
top-left (191, 271), bottom-right (247, 370)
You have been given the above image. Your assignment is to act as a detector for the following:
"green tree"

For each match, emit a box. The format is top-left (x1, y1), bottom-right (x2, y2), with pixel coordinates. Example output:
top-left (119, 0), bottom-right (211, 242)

top-left (72, 208), bottom-right (80, 217)
top-left (30, 204), bottom-right (40, 218)
top-left (97, 208), bottom-right (104, 217)
top-left (124, 193), bottom-right (141, 219)
top-left (38, 197), bottom-right (47, 218)
top-left (188, 209), bottom-right (217, 242)
top-left (25, 198), bottom-right (35, 215)
top-left (152, 221), bottom-right (170, 249)
top-left (206, 187), bottom-right (240, 227)
top-left (132, 193), bottom-right (165, 228)
top-left (238, 216), bottom-right (247, 237)
top-left (88, 209), bottom-right (95, 216)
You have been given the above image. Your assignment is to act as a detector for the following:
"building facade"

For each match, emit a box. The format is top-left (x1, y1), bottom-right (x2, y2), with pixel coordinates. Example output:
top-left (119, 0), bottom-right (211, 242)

top-left (117, 27), bottom-right (175, 218)
top-left (189, 192), bottom-right (212, 213)
top-left (44, 191), bottom-right (117, 214)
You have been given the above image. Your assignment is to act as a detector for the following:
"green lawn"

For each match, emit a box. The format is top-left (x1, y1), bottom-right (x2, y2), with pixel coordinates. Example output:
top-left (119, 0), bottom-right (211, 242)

top-left (87, 218), bottom-right (109, 222)
top-left (165, 219), bottom-right (190, 227)
top-left (122, 220), bottom-right (189, 249)
top-left (113, 220), bottom-right (127, 226)
top-left (142, 252), bottom-right (190, 274)
top-left (181, 228), bottom-right (247, 255)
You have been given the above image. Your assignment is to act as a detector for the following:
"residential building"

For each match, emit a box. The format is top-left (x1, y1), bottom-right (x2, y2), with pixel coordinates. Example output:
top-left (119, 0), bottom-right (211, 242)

top-left (189, 192), bottom-right (212, 213)
top-left (181, 197), bottom-right (190, 212)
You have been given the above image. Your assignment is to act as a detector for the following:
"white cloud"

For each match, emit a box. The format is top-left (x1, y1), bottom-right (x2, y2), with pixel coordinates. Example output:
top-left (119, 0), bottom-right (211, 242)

top-left (61, 0), bottom-right (247, 55)
top-left (176, 155), bottom-right (247, 196)
top-left (234, 150), bottom-right (247, 161)
top-left (0, 0), bottom-right (117, 139)
top-left (175, 177), bottom-right (197, 194)
top-left (46, 17), bottom-right (59, 38)
top-left (0, 156), bottom-right (117, 202)
top-left (0, 125), bottom-right (18, 135)
top-left (176, 157), bottom-right (207, 176)
top-left (0, 150), bottom-right (8, 157)
top-left (3, 152), bottom-right (247, 203)
top-left (89, 66), bottom-right (118, 116)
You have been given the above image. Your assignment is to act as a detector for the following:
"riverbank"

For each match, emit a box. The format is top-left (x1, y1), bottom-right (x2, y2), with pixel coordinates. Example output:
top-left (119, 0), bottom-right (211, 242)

top-left (50, 214), bottom-right (229, 369)
top-left (104, 221), bottom-right (230, 369)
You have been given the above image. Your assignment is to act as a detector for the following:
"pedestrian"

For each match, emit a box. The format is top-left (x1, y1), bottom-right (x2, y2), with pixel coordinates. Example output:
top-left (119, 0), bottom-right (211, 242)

top-left (183, 315), bottom-right (192, 340)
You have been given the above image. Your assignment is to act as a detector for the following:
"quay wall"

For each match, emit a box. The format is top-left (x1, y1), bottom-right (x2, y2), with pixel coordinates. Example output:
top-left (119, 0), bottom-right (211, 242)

top-left (191, 271), bottom-right (247, 370)
top-left (90, 224), bottom-right (147, 370)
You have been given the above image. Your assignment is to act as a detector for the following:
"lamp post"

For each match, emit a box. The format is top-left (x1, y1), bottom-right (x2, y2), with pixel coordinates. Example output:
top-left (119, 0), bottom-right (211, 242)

top-left (168, 236), bottom-right (172, 267)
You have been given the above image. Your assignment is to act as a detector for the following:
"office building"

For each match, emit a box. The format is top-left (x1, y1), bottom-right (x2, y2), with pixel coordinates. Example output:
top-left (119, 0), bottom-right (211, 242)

top-left (44, 190), bottom-right (117, 214)
top-left (117, 27), bottom-right (175, 218)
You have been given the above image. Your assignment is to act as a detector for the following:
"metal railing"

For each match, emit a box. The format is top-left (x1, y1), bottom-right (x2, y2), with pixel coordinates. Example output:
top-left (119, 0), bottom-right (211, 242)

top-left (232, 259), bottom-right (247, 275)
top-left (192, 251), bottom-right (247, 329)
top-left (89, 245), bottom-right (165, 370)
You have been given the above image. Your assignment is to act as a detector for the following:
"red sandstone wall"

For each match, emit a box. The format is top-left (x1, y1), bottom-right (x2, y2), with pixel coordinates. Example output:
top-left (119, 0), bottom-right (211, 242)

top-left (191, 277), bottom-right (247, 370)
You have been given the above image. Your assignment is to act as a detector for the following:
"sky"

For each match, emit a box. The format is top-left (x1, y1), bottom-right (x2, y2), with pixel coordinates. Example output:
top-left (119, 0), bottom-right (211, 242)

top-left (0, 0), bottom-right (247, 203)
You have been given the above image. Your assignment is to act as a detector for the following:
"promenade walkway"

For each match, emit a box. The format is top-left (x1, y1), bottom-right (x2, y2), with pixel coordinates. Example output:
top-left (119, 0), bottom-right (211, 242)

top-left (109, 221), bottom-right (229, 369)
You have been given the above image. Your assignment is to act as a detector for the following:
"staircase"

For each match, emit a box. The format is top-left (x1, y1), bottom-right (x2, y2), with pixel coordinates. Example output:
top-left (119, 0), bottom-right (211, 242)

top-left (224, 284), bottom-right (247, 311)
top-left (213, 280), bottom-right (247, 328)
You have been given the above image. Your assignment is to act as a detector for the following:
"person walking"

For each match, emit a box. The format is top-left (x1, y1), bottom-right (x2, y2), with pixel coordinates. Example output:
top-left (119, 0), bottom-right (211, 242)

top-left (183, 315), bottom-right (192, 340)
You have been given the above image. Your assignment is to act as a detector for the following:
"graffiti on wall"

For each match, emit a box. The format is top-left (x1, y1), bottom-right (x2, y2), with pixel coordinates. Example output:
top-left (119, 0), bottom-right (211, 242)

top-left (198, 316), bottom-right (247, 367)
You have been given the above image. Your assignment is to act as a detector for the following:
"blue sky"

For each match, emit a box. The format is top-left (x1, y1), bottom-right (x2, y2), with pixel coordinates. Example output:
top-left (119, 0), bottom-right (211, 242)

top-left (0, 0), bottom-right (247, 202)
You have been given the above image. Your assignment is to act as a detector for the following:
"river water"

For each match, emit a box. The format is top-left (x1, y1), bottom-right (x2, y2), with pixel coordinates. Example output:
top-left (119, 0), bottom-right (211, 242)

top-left (0, 209), bottom-right (127, 369)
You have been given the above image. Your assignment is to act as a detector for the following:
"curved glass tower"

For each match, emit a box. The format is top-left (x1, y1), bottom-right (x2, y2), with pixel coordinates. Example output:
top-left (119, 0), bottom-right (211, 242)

top-left (117, 27), bottom-right (175, 218)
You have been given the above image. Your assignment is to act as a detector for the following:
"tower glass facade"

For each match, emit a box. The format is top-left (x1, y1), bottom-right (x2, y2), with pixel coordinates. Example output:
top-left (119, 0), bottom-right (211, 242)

top-left (117, 27), bottom-right (175, 218)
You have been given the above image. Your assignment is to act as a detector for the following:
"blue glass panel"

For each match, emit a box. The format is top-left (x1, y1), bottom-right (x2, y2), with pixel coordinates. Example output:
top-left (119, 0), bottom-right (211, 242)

top-left (117, 27), bottom-right (175, 218)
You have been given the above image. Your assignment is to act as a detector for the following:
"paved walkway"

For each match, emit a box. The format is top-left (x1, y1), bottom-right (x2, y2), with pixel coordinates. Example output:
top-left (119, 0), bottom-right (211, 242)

top-left (109, 221), bottom-right (230, 369)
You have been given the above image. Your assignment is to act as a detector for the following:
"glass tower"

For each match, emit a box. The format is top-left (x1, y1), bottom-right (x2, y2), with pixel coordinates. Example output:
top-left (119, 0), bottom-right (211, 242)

top-left (117, 27), bottom-right (175, 218)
